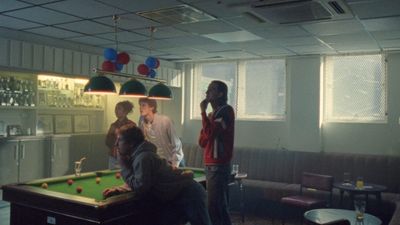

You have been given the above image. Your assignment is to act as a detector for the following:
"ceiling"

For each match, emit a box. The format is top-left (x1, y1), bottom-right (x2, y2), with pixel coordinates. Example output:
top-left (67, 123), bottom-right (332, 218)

top-left (0, 0), bottom-right (399, 62)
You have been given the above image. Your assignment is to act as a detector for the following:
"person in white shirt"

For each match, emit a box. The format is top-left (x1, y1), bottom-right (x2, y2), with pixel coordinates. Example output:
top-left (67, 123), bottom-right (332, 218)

top-left (138, 98), bottom-right (184, 167)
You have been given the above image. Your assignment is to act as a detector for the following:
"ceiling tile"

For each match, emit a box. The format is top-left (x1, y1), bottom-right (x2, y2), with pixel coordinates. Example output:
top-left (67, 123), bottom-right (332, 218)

top-left (270, 36), bottom-right (321, 47)
top-left (95, 0), bottom-right (181, 12)
top-left (287, 44), bottom-right (336, 55)
top-left (25, 26), bottom-right (82, 38)
top-left (347, 0), bottom-right (400, 19)
top-left (99, 43), bottom-right (144, 52)
top-left (371, 30), bottom-right (400, 40)
top-left (302, 19), bottom-right (365, 36)
top-left (189, 1), bottom-right (242, 19)
top-left (0, 0), bottom-right (31, 12)
top-left (19, 0), bottom-right (60, 4)
top-left (94, 13), bottom-right (160, 30)
top-left (226, 40), bottom-right (275, 51)
top-left (191, 43), bottom-right (241, 52)
top-left (252, 25), bottom-right (311, 39)
top-left (203, 30), bottom-right (263, 43)
top-left (96, 31), bottom-right (148, 43)
top-left (0, 14), bottom-right (41, 30)
top-left (133, 26), bottom-right (189, 39)
top-left (43, 0), bottom-right (126, 19)
top-left (362, 16), bottom-right (400, 31)
top-left (224, 15), bottom-right (275, 30)
top-left (165, 35), bottom-right (219, 46)
top-left (66, 36), bottom-right (114, 46)
top-left (4, 6), bottom-right (80, 25)
top-left (56, 20), bottom-right (112, 35)
top-left (173, 20), bottom-right (240, 35)
top-left (246, 47), bottom-right (295, 56)
top-left (379, 39), bottom-right (400, 49)
top-left (319, 32), bottom-right (377, 45)
top-left (128, 39), bottom-right (179, 49)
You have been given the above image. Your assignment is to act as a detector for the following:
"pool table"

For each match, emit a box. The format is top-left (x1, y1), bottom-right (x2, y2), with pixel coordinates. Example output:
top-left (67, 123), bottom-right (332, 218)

top-left (2, 168), bottom-right (206, 225)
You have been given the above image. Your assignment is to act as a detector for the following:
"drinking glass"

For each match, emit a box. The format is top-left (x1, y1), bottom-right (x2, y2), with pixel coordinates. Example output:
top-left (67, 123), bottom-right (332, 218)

top-left (74, 161), bottom-right (82, 177)
top-left (343, 172), bottom-right (351, 184)
top-left (354, 199), bottom-right (366, 221)
top-left (356, 176), bottom-right (364, 189)
top-left (232, 164), bottom-right (239, 175)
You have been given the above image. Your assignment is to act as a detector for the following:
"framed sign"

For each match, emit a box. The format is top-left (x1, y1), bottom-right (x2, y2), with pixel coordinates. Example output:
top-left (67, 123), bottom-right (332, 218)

top-left (74, 115), bottom-right (90, 133)
top-left (55, 115), bottom-right (72, 134)
top-left (37, 115), bottom-right (53, 135)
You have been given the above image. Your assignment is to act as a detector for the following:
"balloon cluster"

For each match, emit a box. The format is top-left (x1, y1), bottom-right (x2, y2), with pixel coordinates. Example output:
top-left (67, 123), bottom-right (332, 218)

top-left (102, 48), bottom-right (130, 72)
top-left (137, 56), bottom-right (160, 78)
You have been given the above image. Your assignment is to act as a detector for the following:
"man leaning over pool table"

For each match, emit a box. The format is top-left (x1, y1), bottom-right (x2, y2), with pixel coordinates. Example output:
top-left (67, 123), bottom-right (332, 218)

top-left (103, 124), bottom-right (212, 225)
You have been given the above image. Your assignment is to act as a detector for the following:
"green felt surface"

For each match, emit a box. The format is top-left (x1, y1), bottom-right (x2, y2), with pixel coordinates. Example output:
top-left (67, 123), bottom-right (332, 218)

top-left (30, 170), bottom-right (125, 201)
top-left (29, 169), bottom-right (204, 201)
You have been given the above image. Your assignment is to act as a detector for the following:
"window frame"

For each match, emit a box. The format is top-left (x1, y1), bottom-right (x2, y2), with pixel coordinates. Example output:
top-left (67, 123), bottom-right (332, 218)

top-left (190, 58), bottom-right (287, 121)
top-left (322, 53), bottom-right (388, 124)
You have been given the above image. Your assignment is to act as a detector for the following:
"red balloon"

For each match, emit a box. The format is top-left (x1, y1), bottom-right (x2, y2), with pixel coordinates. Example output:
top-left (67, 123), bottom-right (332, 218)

top-left (102, 60), bottom-right (115, 72)
top-left (117, 52), bottom-right (130, 65)
top-left (155, 58), bottom-right (160, 69)
top-left (137, 64), bottom-right (150, 76)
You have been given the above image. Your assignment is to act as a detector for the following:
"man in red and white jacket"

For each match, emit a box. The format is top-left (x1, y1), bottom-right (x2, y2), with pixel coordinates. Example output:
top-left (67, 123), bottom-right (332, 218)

top-left (199, 80), bottom-right (235, 225)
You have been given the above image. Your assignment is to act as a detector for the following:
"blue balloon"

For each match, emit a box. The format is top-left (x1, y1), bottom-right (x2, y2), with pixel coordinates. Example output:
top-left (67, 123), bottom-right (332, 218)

top-left (104, 48), bottom-right (117, 61)
top-left (145, 56), bottom-right (158, 69)
top-left (148, 69), bottom-right (156, 78)
top-left (115, 63), bottom-right (124, 72)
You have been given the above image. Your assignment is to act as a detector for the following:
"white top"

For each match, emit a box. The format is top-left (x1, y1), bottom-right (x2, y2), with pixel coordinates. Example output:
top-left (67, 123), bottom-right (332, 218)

top-left (139, 114), bottom-right (183, 167)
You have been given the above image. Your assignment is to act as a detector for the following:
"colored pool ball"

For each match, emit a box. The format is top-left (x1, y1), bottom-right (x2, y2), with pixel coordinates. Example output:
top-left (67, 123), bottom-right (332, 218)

top-left (76, 186), bottom-right (83, 193)
top-left (115, 172), bottom-right (121, 179)
top-left (41, 183), bottom-right (48, 189)
top-left (67, 179), bottom-right (74, 186)
top-left (95, 177), bottom-right (101, 184)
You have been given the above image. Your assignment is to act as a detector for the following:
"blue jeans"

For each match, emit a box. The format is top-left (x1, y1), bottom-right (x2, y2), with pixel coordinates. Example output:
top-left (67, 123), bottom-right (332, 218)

top-left (159, 181), bottom-right (212, 225)
top-left (206, 164), bottom-right (232, 225)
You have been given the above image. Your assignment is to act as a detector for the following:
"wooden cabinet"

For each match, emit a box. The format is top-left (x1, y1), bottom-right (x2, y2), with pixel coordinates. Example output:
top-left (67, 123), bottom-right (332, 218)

top-left (0, 138), bottom-right (48, 185)
top-left (49, 135), bottom-right (71, 177)
top-left (69, 134), bottom-right (108, 174)
top-left (0, 139), bottom-right (19, 185)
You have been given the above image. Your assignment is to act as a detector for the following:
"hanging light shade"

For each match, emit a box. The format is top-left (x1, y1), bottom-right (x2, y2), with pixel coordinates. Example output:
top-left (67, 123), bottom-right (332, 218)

top-left (148, 83), bottom-right (172, 100)
top-left (84, 76), bottom-right (116, 94)
top-left (119, 79), bottom-right (147, 97)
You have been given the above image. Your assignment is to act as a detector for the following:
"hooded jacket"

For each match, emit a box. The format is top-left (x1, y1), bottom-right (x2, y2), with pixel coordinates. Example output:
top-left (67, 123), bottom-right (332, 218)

top-left (121, 141), bottom-right (193, 202)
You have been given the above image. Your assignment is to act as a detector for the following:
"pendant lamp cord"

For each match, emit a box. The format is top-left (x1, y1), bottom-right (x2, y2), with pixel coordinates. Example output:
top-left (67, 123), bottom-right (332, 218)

top-left (149, 26), bottom-right (156, 56)
top-left (113, 15), bottom-right (120, 52)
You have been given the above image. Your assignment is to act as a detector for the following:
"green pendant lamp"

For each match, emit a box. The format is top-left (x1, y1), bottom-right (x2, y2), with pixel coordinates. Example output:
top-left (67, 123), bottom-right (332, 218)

top-left (148, 83), bottom-right (172, 100)
top-left (119, 79), bottom-right (147, 97)
top-left (84, 76), bottom-right (116, 94)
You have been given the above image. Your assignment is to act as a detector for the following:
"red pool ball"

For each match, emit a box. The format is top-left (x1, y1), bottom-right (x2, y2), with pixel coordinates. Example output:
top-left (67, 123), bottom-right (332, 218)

top-left (76, 186), bottom-right (83, 193)
top-left (115, 172), bottom-right (121, 179)
top-left (67, 179), bottom-right (74, 186)
top-left (95, 177), bottom-right (101, 184)
top-left (41, 183), bottom-right (48, 189)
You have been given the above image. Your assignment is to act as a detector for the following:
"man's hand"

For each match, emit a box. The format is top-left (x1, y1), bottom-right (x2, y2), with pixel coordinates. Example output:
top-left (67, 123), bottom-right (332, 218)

top-left (200, 99), bottom-right (209, 113)
top-left (103, 185), bottom-right (131, 198)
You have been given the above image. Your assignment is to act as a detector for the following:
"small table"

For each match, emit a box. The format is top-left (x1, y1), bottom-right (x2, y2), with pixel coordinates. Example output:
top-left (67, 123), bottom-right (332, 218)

top-left (304, 208), bottom-right (382, 225)
top-left (333, 182), bottom-right (387, 208)
top-left (228, 172), bottom-right (248, 223)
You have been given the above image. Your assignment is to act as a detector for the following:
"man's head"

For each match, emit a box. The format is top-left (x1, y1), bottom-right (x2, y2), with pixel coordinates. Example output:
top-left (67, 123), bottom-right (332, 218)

top-left (115, 100), bottom-right (134, 119)
top-left (139, 98), bottom-right (157, 116)
top-left (116, 124), bottom-right (144, 156)
top-left (206, 80), bottom-right (228, 105)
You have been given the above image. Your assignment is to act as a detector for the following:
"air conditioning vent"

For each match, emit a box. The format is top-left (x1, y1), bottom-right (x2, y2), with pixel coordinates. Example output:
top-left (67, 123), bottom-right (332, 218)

top-left (249, 0), bottom-right (352, 24)
top-left (328, 1), bottom-right (345, 14)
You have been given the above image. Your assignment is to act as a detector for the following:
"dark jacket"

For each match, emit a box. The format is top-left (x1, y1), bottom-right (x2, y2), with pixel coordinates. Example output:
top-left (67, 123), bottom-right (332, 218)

top-left (121, 141), bottom-right (193, 202)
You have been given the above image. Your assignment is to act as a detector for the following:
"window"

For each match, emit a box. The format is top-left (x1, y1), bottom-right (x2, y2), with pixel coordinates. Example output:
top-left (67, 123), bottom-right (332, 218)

top-left (324, 54), bottom-right (386, 122)
top-left (191, 59), bottom-right (286, 120)
top-left (237, 59), bottom-right (286, 119)
top-left (191, 62), bottom-right (237, 117)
